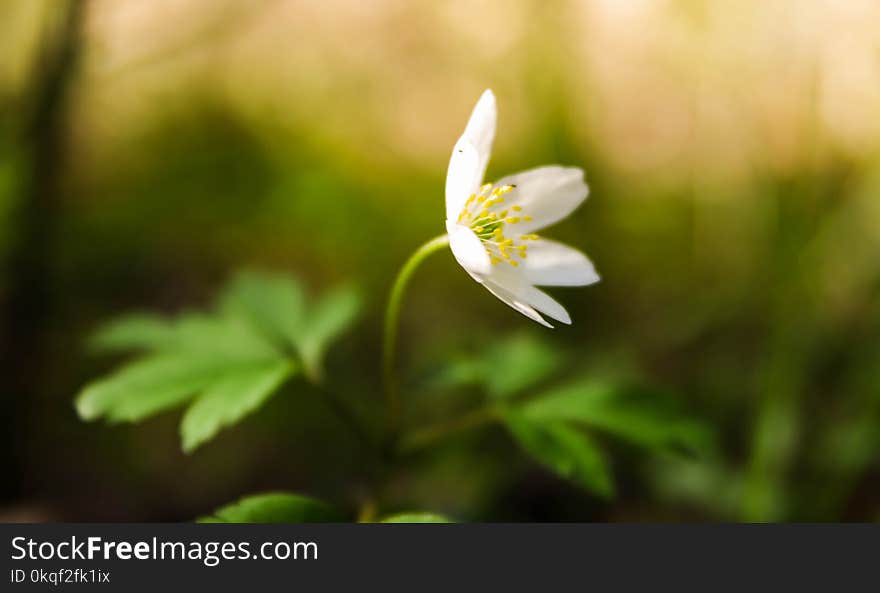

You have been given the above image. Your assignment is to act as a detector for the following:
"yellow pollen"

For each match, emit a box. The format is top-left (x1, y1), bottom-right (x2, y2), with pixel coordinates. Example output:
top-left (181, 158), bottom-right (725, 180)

top-left (460, 189), bottom-right (536, 267)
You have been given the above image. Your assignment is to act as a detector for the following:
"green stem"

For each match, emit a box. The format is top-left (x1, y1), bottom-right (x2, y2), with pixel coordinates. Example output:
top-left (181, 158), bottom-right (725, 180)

top-left (399, 406), bottom-right (501, 454)
top-left (382, 234), bottom-right (450, 440)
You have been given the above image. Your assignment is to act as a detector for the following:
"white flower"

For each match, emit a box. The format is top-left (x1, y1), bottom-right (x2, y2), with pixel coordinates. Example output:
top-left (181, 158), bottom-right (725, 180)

top-left (444, 89), bottom-right (599, 327)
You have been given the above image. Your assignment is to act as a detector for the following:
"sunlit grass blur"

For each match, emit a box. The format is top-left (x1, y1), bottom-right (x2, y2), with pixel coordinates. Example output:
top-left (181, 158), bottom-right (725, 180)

top-left (2, 0), bottom-right (880, 521)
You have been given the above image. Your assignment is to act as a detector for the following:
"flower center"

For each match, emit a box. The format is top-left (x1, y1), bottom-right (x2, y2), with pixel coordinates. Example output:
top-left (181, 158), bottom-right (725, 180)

top-left (456, 183), bottom-right (538, 267)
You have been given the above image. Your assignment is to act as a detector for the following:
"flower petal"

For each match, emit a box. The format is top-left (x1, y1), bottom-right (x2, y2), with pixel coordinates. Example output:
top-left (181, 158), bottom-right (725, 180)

top-left (494, 166), bottom-right (588, 233)
top-left (447, 221), bottom-right (491, 277)
top-left (445, 90), bottom-right (497, 221)
top-left (445, 142), bottom-right (481, 221)
top-left (520, 286), bottom-right (571, 325)
top-left (482, 263), bottom-right (572, 326)
top-left (522, 239), bottom-right (600, 287)
top-left (459, 89), bottom-right (496, 181)
top-left (483, 280), bottom-right (553, 328)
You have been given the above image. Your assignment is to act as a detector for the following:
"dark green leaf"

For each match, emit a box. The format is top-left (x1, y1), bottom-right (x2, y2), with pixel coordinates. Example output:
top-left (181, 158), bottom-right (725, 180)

top-left (483, 333), bottom-right (562, 398)
top-left (198, 492), bottom-right (340, 523)
top-left (520, 379), bottom-right (712, 455)
top-left (426, 333), bottom-right (562, 398)
top-left (505, 413), bottom-right (614, 498)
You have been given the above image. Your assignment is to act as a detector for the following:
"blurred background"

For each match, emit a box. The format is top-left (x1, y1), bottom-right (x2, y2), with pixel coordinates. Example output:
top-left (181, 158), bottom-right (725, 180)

top-left (2, 0), bottom-right (880, 522)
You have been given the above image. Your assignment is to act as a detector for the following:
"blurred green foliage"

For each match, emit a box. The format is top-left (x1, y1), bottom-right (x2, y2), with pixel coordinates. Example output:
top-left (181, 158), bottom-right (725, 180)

top-left (2, 0), bottom-right (880, 522)
top-left (76, 271), bottom-right (360, 453)
top-left (199, 492), bottom-right (342, 523)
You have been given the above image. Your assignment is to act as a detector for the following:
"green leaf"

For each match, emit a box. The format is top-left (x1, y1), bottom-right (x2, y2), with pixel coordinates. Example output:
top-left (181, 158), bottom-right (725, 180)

top-left (76, 354), bottom-right (229, 423)
top-left (219, 271), bottom-right (360, 380)
top-left (505, 413), bottom-right (614, 498)
top-left (76, 270), bottom-right (359, 452)
top-left (180, 360), bottom-right (295, 453)
top-left (89, 314), bottom-right (178, 353)
top-left (519, 379), bottom-right (712, 455)
top-left (90, 312), bottom-right (279, 360)
top-left (380, 513), bottom-right (452, 523)
top-left (427, 333), bottom-right (562, 398)
top-left (219, 270), bottom-right (307, 353)
top-left (298, 286), bottom-right (361, 379)
top-left (483, 333), bottom-right (562, 398)
top-left (198, 492), bottom-right (340, 523)
top-left (166, 314), bottom-right (281, 359)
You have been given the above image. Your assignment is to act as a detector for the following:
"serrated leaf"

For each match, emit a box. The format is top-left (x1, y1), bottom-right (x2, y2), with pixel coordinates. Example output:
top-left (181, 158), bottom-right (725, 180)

top-left (76, 354), bottom-right (229, 422)
top-left (198, 492), bottom-right (340, 523)
top-left (519, 379), bottom-right (712, 455)
top-left (218, 271), bottom-right (360, 380)
top-left (380, 513), bottom-right (452, 523)
top-left (505, 413), bottom-right (614, 498)
top-left (180, 360), bottom-right (295, 453)
top-left (77, 309), bottom-right (295, 449)
top-left (218, 270), bottom-right (307, 354)
top-left (76, 270), bottom-right (358, 452)
top-left (298, 286), bottom-right (361, 379)
top-left (427, 333), bottom-right (562, 398)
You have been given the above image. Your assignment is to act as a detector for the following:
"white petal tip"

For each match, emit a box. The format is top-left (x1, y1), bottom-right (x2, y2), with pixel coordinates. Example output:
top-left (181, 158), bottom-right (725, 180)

top-left (580, 272), bottom-right (601, 286)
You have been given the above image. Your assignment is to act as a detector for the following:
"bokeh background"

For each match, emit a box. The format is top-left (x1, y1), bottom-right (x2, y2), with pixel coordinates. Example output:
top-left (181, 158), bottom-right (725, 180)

top-left (2, 0), bottom-right (880, 522)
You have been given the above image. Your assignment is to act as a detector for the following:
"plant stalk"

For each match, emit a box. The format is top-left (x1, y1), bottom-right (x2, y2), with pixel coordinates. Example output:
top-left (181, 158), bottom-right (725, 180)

top-left (382, 234), bottom-right (450, 441)
top-left (399, 406), bottom-right (501, 454)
